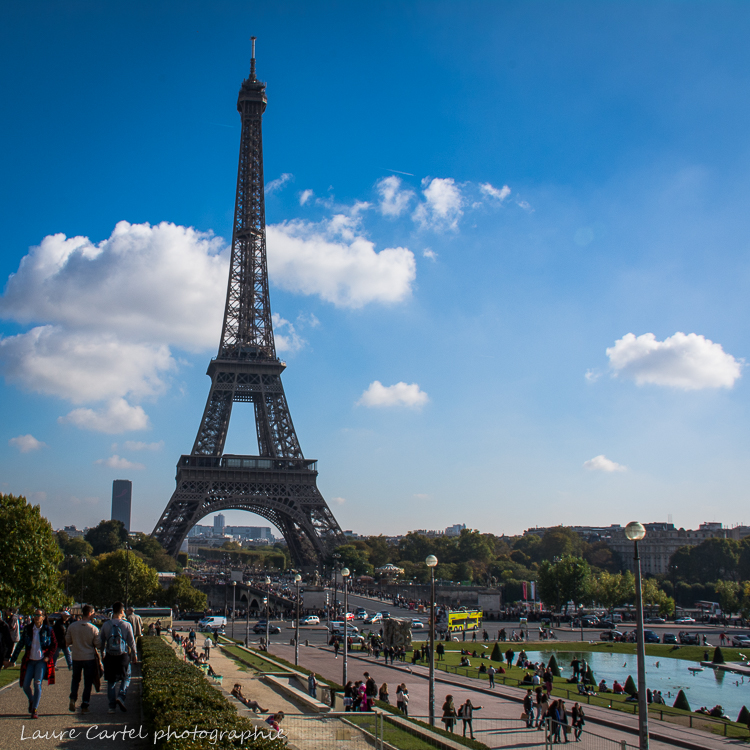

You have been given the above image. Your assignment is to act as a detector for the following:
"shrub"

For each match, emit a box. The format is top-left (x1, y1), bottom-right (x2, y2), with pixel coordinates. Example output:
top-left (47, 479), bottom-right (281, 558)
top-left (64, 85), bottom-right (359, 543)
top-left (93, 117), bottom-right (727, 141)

top-left (490, 642), bottom-right (503, 662)
top-left (712, 646), bottom-right (725, 664)
top-left (140, 636), bottom-right (284, 750)
top-left (737, 705), bottom-right (750, 725)
top-left (624, 675), bottom-right (637, 696)
top-left (547, 654), bottom-right (561, 677)
top-left (673, 690), bottom-right (691, 712)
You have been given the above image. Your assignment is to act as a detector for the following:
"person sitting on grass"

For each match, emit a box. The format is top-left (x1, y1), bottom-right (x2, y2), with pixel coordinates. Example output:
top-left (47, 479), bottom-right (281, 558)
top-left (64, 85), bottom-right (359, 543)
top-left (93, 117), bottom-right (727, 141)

top-left (612, 680), bottom-right (624, 694)
top-left (598, 680), bottom-right (610, 692)
top-left (231, 684), bottom-right (268, 713)
top-left (460, 656), bottom-right (471, 667)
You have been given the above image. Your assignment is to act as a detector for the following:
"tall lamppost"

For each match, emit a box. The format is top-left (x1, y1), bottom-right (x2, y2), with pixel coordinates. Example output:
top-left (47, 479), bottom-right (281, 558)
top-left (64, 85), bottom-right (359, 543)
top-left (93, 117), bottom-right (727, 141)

top-left (80, 558), bottom-right (87, 605)
top-left (625, 521), bottom-right (649, 750)
top-left (426, 554), bottom-right (438, 726)
top-left (294, 573), bottom-right (302, 666)
top-left (231, 580), bottom-right (237, 640)
top-left (265, 575), bottom-right (271, 649)
top-left (332, 553), bottom-right (341, 621)
top-left (125, 542), bottom-right (132, 609)
top-left (341, 567), bottom-right (350, 688)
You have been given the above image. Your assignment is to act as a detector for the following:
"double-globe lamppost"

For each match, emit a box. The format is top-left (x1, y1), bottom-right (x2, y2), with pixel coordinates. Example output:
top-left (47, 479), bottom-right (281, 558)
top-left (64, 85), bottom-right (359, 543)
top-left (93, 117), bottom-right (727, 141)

top-left (625, 521), bottom-right (649, 750)
top-left (231, 580), bottom-right (237, 640)
top-left (265, 575), bottom-right (271, 650)
top-left (294, 573), bottom-right (302, 666)
top-left (341, 567), bottom-right (350, 688)
top-left (426, 554), bottom-right (438, 726)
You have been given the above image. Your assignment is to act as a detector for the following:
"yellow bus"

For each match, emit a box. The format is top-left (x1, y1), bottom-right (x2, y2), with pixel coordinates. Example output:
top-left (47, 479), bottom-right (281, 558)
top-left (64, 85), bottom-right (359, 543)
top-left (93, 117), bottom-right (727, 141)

top-left (446, 609), bottom-right (482, 633)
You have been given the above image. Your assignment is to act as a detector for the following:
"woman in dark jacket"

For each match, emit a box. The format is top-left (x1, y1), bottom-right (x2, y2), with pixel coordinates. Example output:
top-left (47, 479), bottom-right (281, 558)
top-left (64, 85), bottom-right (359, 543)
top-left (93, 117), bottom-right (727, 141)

top-left (7, 608), bottom-right (57, 718)
top-left (442, 694), bottom-right (458, 733)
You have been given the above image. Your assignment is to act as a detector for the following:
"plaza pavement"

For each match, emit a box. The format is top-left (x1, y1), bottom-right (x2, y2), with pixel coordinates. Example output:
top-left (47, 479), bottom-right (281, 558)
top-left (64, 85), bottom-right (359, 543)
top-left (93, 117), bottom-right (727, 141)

top-left (268, 641), bottom-right (744, 750)
top-left (0, 659), bottom-right (147, 750)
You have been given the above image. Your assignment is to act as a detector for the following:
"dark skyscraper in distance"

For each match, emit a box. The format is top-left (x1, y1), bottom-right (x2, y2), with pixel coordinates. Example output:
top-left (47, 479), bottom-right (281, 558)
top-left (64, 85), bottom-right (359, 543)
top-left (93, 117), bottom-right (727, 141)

top-left (112, 480), bottom-right (132, 531)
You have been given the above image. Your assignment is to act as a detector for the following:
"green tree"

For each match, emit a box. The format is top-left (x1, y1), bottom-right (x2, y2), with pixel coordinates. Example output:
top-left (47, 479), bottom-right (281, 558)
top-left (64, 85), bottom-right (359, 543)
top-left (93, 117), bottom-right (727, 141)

top-left (537, 560), bottom-right (561, 611)
top-left (556, 556), bottom-right (592, 611)
top-left (333, 544), bottom-right (373, 576)
top-left (539, 527), bottom-right (584, 562)
top-left (715, 580), bottom-right (740, 616)
top-left (84, 519), bottom-right (128, 556)
top-left (0, 494), bottom-right (67, 612)
top-left (739, 538), bottom-right (750, 581)
top-left (159, 575), bottom-right (207, 611)
top-left (75, 550), bottom-right (159, 608)
top-left (365, 536), bottom-right (391, 568)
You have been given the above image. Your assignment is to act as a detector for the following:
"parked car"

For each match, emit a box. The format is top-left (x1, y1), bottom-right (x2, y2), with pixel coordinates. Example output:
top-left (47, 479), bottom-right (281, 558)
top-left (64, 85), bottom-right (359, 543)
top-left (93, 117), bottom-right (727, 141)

top-left (600, 629), bottom-right (624, 642)
top-left (364, 613), bottom-right (382, 624)
top-left (300, 615), bottom-right (320, 626)
top-left (674, 617), bottom-right (696, 624)
top-left (732, 634), bottom-right (750, 647)
top-left (662, 632), bottom-right (678, 644)
top-left (198, 616), bottom-right (227, 632)
top-left (253, 621), bottom-right (281, 634)
top-left (329, 622), bottom-right (359, 635)
top-left (678, 631), bottom-right (700, 645)
top-left (379, 611), bottom-right (392, 619)
top-left (643, 630), bottom-right (660, 643)
top-left (645, 617), bottom-right (666, 625)
top-left (411, 619), bottom-right (426, 629)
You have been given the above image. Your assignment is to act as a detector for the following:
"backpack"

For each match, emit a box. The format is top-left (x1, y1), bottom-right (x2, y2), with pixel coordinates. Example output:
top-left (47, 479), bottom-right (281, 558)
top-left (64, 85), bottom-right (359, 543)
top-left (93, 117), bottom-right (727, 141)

top-left (106, 621), bottom-right (127, 655)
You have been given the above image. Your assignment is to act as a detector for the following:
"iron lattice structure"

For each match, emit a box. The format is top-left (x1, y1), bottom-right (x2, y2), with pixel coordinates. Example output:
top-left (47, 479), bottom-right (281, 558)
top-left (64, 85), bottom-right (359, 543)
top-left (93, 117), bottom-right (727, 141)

top-left (153, 45), bottom-right (345, 569)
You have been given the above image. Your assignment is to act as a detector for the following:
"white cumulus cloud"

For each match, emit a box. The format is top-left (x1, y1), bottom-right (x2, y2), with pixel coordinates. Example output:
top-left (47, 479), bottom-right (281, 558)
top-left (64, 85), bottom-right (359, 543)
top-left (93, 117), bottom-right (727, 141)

top-left (9, 434), bottom-right (46, 453)
top-left (299, 189), bottom-right (314, 206)
top-left (266, 218), bottom-right (416, 308)
top-left (272, 313), bottom-right (305, 354)
top-left (95, 454), bottom-right (145, 470)
top-left (60, 399), bottom-right (150, 434)
top-left (480, 183), bottom-right (511, 201)
top-left (265, 173), bottom-right (293, 194)
top-left (422, 249), bottom-right (437, 261)
top-left (583, 455), bottom-right (627, 472)
top-left (118, 440), bottom-right (164, 452)
top-left (606, 332), bottom-right (742, 390)
top-left (357, 381), bottom-right (429, 409)
top-left (413, 178), bottom-right (464, 231)
top-left (376, 176), bottom-right (415, 218)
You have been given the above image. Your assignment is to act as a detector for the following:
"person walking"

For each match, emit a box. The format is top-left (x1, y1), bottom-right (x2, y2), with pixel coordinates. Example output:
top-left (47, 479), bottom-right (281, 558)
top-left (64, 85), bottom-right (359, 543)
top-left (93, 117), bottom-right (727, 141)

top-left (442, 694), bottom-right (458, 733)
top-left (487, 664), bottom-right (496, 688)
top-left (558, 700), bottom-right (570, 742)
top-left (436, 642), bottom-right (445, 661)
top-left (125, 607), bottom-right (143, 640)
top-left (6, 608), bottom-right (57, 719)
top-left (53, 611), bottom-right (72, 671)
top-left (523, 690), bottom-right (534, 728)
top-left (66, 604), bottom-right (100, 714)
top-left (459, 698), bottom-right (482, 739)
top-left (0, 612), bottom-right (14, 668)
top-left (203, 635), bottom-right (213, 661)
top-left (308, 671), bottom-right (318, 699)
top-left (378, 682), bottom-right (390, 704)
top-left (4, 608), bottom-right (20, 647)
top-left (571, 702), bottom-right (585, 741)
top-left (99, 601), bottom-right (137, 714)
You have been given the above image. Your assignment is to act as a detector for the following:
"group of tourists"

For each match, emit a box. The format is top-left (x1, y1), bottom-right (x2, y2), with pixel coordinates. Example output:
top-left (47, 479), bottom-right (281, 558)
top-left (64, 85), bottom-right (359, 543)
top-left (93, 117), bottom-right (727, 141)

top-left (0, 603), bottom-right (139, 719)
top-left (441, 695), bottom-right (483, 739)
top-left (343, 671), bottom-right (379, 711)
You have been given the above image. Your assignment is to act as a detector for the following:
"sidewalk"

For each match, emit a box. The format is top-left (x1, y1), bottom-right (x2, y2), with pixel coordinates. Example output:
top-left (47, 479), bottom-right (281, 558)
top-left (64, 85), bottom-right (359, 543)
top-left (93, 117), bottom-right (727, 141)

top-left (0, 658), bottom-right (147, 750)
top-left (269, 643), bottom-right (743, 750)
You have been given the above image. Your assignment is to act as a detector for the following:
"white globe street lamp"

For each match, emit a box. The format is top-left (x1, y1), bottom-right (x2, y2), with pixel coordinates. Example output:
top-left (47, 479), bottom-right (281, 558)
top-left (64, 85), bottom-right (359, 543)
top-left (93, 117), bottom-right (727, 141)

top-left (294, 573), bottom-right (302, 666)
top-left (625, 521), bottom-right (649, 750)
top-left (426, 554), bottom-right (438, 725)
top-left (342, 567), bottom-right (350, 688)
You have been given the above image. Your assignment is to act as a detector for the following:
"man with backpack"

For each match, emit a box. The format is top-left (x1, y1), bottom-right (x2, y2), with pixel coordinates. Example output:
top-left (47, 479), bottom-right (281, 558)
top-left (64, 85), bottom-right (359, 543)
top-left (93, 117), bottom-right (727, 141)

top-left (99, 601), bottom-right (137, 714)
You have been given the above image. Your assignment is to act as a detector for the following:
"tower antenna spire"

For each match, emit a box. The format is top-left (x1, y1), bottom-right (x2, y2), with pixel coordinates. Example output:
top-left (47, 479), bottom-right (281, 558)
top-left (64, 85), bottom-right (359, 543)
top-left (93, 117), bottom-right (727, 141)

top-left (250, 36), bottom-right (257, 80)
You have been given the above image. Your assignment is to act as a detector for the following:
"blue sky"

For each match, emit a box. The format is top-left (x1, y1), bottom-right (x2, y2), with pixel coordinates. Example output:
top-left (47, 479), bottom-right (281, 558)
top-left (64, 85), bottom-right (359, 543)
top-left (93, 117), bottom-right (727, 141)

top-left (2, 1), bottom-right (750, 538)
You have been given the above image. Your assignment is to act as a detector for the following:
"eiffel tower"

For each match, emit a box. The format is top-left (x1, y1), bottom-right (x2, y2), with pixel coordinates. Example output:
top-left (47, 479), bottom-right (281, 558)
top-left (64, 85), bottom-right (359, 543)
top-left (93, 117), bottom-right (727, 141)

top-left (153, 40), bottom-right (345, 569)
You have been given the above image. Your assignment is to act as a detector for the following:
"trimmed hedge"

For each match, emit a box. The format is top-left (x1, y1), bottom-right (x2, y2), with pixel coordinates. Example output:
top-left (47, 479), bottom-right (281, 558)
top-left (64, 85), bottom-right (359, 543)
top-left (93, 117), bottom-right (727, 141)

top-left (140, 636), bottom-right (284, 750)
top-left (673, 689), bottom-right (691, 712)
top-left (490, 642), bottom-right (503, 662)
top-left (548, 654), bottom-right (561, 677)
top-left (712, 646), bottom-right (725, 664)
top-left (624, 675), bottom-right (637, 696)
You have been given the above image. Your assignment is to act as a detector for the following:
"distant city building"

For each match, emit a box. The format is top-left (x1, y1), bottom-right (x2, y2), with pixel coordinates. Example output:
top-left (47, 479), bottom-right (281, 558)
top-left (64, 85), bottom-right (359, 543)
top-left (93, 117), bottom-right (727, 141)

top-left (344, 530), bottom-right (362, 539)
top-left (608, 522), bottom-right (750, 576)
top-left (445, 524), bottom-right (467, 537)
top-left (111, 480), bottom-right (132, 532)
top-left (213, 513), bottom-right (226, 535)
top-left (62, 525), bottom-right (84, 538)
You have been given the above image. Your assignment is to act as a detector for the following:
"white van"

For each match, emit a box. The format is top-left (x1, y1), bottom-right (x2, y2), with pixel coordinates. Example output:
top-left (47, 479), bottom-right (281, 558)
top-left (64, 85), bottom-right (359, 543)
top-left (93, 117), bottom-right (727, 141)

top-left (198, 616), bottom-right (227, 632)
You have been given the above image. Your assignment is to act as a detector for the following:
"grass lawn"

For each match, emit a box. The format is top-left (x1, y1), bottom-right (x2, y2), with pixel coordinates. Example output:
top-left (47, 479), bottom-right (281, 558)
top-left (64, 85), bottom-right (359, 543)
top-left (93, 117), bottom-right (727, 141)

top-left (436, 639), bottom-right (748, 663)
top-left (0, 665), bottom-right (20, 690)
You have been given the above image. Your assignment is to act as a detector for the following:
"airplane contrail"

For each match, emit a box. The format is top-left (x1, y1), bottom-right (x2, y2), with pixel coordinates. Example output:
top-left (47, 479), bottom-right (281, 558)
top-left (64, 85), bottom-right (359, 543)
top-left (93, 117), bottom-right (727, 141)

top-left (383, 168), bottom-right (415, 176)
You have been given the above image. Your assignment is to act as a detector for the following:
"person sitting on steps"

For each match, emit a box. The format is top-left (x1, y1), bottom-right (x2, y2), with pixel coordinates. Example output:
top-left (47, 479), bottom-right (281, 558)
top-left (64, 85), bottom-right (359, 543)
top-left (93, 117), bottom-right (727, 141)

top-left (231, 684), bottom-right (268, 713)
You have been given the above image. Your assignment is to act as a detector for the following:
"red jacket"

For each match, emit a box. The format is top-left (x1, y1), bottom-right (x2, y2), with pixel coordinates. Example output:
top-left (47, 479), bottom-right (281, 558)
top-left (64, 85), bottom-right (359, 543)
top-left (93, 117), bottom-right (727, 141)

top-left (12, 622), bottom-right (57, 687)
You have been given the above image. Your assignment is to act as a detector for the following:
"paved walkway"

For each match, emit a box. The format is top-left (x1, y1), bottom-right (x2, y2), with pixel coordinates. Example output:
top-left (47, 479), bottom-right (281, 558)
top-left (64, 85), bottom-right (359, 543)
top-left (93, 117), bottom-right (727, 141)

top-left (0, 658), bottom-right (147, 750)
top-left (269, 643), bottom-right (745, 750)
